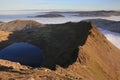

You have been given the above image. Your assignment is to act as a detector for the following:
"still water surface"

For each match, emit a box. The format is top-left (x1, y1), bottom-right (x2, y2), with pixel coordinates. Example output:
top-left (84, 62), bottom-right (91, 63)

top-left (0, 42), bottom-right (44, 67)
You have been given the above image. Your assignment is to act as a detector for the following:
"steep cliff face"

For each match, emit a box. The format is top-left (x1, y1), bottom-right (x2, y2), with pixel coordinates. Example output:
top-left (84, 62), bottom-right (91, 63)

top-left (0, 20), bottom-right (120, 80)
top-left (60, 23), bottom-right (120, 80)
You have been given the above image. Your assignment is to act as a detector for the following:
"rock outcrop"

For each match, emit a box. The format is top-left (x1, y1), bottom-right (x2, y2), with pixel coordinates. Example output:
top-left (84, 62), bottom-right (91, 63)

top-left (0, 20), bottom-right (120, 80)
top-left (0, 59), bottom-right (29, 70)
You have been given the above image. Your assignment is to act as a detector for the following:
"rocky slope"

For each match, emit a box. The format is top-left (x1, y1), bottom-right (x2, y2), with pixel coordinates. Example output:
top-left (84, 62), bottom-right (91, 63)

top-left (63, 24), bottom-right (120, 80)
top-left (0, 20), bottom-right (120, 80)
top-left (0, 20), bottom-right (44, 31)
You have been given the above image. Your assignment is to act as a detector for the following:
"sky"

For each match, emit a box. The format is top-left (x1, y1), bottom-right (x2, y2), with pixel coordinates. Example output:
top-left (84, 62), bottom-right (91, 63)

top-left (0, 0), bottom-right (120, 11)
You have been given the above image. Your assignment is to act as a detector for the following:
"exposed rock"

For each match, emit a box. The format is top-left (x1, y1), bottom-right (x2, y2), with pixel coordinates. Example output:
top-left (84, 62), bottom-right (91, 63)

top-left (0, 59), bottom-right (29, 70)
top-left (0, 31), bottom-right (12, 42)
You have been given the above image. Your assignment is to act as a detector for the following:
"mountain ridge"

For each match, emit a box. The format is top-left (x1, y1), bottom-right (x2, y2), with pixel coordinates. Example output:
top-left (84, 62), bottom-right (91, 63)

top-left (0, 20), bottom-right (120, 80)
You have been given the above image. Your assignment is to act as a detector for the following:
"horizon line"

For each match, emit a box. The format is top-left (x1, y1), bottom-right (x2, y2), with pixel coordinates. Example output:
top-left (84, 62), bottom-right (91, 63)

top-left (0, 9), bottom-right (120, 11)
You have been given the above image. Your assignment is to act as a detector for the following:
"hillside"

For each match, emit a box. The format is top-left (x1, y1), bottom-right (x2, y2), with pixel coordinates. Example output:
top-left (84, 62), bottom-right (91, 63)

top-left (0, 20), bottom-right (120, 80)
top-left (0, 20), bottom-right (44, 31)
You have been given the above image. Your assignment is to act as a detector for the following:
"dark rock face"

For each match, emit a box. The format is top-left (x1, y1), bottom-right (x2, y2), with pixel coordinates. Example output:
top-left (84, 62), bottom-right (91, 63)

top-left (0, 42), bottom-right (44, 67)
top-left (35, 13), bottom-right (64, 18)
top-left (40, 22), bottom-right (92, 69)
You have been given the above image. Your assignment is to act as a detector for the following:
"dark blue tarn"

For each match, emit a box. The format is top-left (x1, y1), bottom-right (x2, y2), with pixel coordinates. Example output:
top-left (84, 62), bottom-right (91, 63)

top-left (0, 42), bottom-right (44, 67)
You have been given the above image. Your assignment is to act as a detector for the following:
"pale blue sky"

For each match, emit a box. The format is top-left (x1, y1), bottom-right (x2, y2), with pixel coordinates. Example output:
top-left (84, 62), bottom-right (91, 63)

top-left (0, 0), bottom-right (120, 10)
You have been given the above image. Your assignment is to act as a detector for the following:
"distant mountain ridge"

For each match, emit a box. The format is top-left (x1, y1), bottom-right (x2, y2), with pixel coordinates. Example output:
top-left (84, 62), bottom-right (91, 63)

top-left (84, 19), bottom-right (120, 33)
top-left (50, 10), bottom-right (120, 17)
top-left (34, 13), bottom-right (64, 18)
